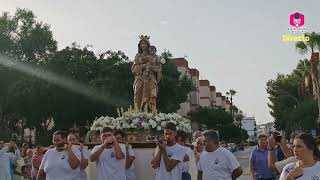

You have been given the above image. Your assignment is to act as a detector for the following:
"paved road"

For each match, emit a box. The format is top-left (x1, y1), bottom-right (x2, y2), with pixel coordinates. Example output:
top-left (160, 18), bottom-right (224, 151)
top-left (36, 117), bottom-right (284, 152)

top-left (233, 146), bottom-right (255, 180)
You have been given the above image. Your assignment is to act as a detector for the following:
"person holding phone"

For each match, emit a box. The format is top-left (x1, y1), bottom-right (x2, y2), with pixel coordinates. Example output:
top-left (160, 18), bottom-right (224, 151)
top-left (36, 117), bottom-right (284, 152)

top-left (0, 141), bottom-right (20, 180)
top-left (268, 131), bottom-right (296, 175)
top-left (273, 131), bottom-right (287, 161)
top-left (279, 133), bottom-right (320, 180)
top-left (67, 133), bottom-right (89, 180)
top-left (36, 130), bottom-right (81, 180)
top-left (114, 130), bottom-right (136, 180)
top-left (89, 127), bottom-right (126, 180)
top-left (151, 122), bottom-right (186, 180)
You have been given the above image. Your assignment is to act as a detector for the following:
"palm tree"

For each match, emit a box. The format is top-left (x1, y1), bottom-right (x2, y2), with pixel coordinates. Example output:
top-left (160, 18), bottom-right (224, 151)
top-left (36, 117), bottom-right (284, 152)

top-left (295, 32), bottom-right (320, 55)
top-left (295, 32), bottom-right (320, 124)
top-left (226, 89), bottom-right (237, 119)
top-left (295, 59), bottom-right (312, 96)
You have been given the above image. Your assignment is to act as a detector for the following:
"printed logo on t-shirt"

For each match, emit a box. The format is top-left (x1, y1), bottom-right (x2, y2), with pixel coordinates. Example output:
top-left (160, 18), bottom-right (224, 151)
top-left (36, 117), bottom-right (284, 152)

top-left (168, 153), bottom-right (173, 158)
top-left (111, 152), bottom-right (115, 158)
top-left (285, 166), bottom-right (295, 173)
top-left (312, 175), bottom-right (320, 180)
top-left (61, 154), bottom-right (66, 160)
top-left (214, 159), bottom-right (219, 165)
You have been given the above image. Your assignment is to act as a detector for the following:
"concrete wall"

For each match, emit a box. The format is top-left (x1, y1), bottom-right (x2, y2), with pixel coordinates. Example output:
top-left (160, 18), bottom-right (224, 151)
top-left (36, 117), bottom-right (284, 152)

top-left (199, 82), bottom-right (210, 107)
top-left (209, 91), bottom-right (216, 106)
top-left (241, 117), bottom-right (256, 137)
top-left (215, 96), bottom-right (222, 107)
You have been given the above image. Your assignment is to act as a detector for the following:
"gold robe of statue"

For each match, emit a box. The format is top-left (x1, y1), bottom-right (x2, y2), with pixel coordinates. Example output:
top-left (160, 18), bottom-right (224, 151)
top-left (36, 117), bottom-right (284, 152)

top-left (132, 36), bottom-right (162, 112)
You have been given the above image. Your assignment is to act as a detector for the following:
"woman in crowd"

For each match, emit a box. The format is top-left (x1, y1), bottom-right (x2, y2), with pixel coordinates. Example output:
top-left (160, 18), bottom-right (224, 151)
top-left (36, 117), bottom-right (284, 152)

top-left (31, 146), bottom-right (43, 180)
top-left (21, 143), bottom-right (29, 158)
top-left (194, 136), bottom-right (205, 164)
top-left (279, 133), bottom-right (320, 180)
top-left (24, 149), bottom-right (33, 167)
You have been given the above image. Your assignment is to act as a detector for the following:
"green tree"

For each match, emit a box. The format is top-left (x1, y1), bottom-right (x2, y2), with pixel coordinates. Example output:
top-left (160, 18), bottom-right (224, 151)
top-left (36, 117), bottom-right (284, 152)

top-left (0, 9), bottom-right (194, 142)
top-left (295, 32), bottom-right (320, 124)
top-left (218, 124), bottom-right (249, 144)
top-left (266, 73), bottom-right (301, 131)
top-left (295, 32), bottom-right (320, 55)
top-left (0, 8), bottom-right (57, 139)
top-left (266, 59), bottom-right (320, 132)
top-left (189, 107), bottom-right (248, 143)
top-left (158, 65), bottom-right (193, 113)
top-left (294, 59), bottom-right (312, 97)
top-left (290, 99), bottom-right (318, 131)
top-left (157, 51), bottom-right (193, 113)
top-left (226, 89), bottom-right (237, 121)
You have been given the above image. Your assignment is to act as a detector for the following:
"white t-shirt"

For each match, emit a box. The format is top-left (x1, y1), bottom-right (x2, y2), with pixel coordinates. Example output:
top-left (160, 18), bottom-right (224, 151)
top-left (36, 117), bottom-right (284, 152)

top-left (198, 147), bottom-right (240, 180)
top-left (92, 144), bottom-right (126, 180)
top-left (154, 143), bottom-right (186, 180)
top-left (179, 146), bottom-right (194, 173)
top-left (196, 150), bottom-right (206, 170)
top-left (79, 148), bottom-right (90, 180)
top-left (39, 147), bottom-right (81, 180)
top-left (275, 156), bottom-right (297, 173)
top-left (123, 144), bottom-right (136, 180)
top-left (279, 161), bottom-right (320, 180)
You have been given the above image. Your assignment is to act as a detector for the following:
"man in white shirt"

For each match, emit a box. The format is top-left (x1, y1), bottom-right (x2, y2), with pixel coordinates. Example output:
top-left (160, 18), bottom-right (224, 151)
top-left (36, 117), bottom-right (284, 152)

top-left (151, 122), bottom-right (186, 180)
top-left (0, 141), bottom-right (20, 180)
top-left (177, 131), bottom-right (193, 180)
top-left (36, 130), bottom-right (81, 180)
top-left (114, 130), bottom-right (136, 180)
top-left (198, 130), bottom-right (243, 180)
top-left (67, 133), bottom-right (89, 180)
top-left (89, 127), bottom-right (126, 180)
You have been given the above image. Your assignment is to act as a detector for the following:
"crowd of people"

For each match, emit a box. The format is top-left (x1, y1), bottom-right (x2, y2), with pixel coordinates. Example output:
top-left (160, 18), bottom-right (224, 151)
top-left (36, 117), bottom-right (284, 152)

top-left (1, 124), bottom-right (320, 180)
top-left (0, 122), bottom-right (244, 180)
top-left (249, 131), bottom-right (320, 180)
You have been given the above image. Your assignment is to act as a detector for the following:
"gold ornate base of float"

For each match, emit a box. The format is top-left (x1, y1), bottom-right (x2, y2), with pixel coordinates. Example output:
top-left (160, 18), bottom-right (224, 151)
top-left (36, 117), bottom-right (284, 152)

top-left (126, 130), bottom-right (160, 142)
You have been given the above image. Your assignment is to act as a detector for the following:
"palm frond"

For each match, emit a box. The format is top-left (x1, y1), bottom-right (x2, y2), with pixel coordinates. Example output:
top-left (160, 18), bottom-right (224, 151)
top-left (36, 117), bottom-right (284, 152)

top-left (295, 41), bottom-right (309, 55)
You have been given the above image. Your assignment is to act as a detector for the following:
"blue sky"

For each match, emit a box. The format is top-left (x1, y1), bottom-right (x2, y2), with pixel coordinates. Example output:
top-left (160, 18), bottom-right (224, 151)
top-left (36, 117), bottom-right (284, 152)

top-left (1, 0), bottom-right (319, 124)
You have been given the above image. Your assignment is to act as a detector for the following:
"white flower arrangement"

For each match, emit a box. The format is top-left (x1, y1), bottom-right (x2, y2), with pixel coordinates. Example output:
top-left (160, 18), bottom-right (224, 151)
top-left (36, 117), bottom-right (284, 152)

top-left (90, 110), bottom-right (192, 133)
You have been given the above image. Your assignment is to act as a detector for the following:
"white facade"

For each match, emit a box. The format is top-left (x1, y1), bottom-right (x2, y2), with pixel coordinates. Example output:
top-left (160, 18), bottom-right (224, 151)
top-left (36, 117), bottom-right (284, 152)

top-left (215, 94), bottom-right (223, 107)
top-left (199, 80), bottom-right (210, 107)
top-left (189, 69), bottom-right (200, 112)
top-left (256, 125), bottom-right (266, 135)
top-left (256, 122), bottom-right (276, 136)
top-left (241, 117), bottom-right (256, 139)
top-left (175, 58), bottom-right (191, 117)
top-left (209, 86), bottom-right (216, 106)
